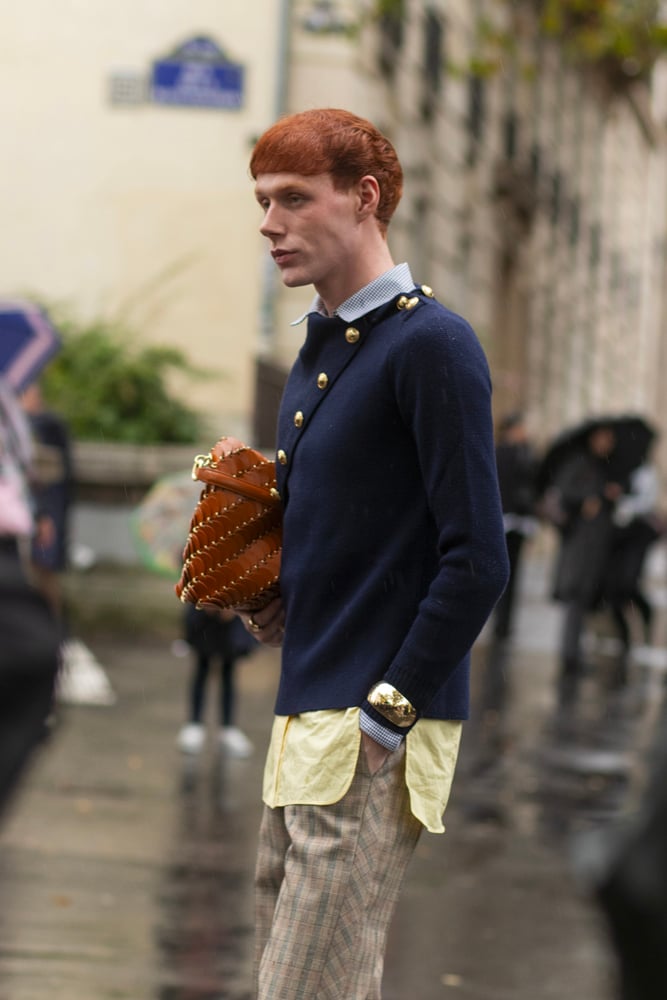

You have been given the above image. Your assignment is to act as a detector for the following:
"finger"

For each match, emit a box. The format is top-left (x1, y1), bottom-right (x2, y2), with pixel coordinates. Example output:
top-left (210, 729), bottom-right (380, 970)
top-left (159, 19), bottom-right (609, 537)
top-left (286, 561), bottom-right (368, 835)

top-left (261, 610), bottom-right (285, 645)
top-left (245, 598), bottom-right (284, 632)
top-left (252, 621), bottom-right (284, 647)
top-left (245, 614), bottom-right (263, 634)
top-left (257, 598), bottom-right (284, 629)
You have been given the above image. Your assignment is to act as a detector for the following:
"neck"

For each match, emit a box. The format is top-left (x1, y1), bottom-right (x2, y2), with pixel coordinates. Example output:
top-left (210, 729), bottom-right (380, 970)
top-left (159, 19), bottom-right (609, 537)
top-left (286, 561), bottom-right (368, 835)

top-left (317, 231), bottom-right (395, 316)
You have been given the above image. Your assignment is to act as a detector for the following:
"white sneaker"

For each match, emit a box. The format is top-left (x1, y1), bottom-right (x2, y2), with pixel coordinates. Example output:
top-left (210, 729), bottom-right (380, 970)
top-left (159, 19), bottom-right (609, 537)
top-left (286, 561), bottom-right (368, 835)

top-left (177, 723), bottom-right (206, 754)
top-left (57, 639), bottom-right (117, 706)
top-left (219, 726), bottom-right (253, 758)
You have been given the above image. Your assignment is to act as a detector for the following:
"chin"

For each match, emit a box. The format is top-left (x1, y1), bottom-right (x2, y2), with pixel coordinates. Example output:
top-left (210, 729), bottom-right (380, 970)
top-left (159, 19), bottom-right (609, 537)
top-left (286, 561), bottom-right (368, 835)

top-left (280, 271), bottom-right (311, 289)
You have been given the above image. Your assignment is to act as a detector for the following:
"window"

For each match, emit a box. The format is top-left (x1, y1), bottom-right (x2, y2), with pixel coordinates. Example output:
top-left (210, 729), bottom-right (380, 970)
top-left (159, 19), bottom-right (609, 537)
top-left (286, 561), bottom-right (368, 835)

top-left (589, 223), bottom-right (601, 269)
top-left (503, 111), bottom-right (518, 161)
top-left (466, 75), bottom-right (486, 164)
top-left (530, 143), bottom-right (541, 181)
top-left (569, 198), bottom-right (580, 246)
top-left (378, 0), bottom-right (405, 79)
top-left (421, 8), bottom-right (444, 121)
top-left (550, 171), bottom-right (562, 227)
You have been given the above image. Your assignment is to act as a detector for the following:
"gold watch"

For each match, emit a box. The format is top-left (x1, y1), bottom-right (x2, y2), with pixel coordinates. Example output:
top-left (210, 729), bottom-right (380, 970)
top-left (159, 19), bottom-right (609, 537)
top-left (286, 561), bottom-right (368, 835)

top-left (367, 682), bottom-right (417, 728)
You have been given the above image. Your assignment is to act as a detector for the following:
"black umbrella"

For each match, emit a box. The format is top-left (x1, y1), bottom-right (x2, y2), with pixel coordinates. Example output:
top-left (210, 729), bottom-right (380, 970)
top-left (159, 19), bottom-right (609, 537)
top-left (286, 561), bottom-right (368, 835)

top-left (536, 413), bottom-right (658, 496)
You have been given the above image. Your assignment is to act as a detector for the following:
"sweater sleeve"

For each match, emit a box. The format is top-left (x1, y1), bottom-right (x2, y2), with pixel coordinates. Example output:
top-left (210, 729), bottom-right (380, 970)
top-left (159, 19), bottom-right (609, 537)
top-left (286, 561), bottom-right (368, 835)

top-left (360, 308), bottom-right (509, 730)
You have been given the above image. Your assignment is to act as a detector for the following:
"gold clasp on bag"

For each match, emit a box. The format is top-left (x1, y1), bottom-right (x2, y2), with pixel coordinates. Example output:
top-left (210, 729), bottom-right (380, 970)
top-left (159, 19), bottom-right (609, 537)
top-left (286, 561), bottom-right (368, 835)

top-left (192, 453), bottom-right (215, 480)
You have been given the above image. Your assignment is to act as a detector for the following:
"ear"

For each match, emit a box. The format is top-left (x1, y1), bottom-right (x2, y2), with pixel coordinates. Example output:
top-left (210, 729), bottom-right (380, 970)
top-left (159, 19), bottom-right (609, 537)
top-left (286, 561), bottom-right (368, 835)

top-left (356, 175), bottom-right (381, 221)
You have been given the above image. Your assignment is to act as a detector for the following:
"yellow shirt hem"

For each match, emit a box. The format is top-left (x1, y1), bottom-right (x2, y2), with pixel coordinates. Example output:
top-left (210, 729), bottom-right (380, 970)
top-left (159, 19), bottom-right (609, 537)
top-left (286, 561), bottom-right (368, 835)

top-left (262, 709), bottom-right (462, 835)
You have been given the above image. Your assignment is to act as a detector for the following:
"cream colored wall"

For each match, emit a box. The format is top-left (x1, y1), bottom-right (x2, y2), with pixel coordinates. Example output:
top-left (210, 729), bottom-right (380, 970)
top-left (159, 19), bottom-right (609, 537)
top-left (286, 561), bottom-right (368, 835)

top-left (0, 1), bottom-right (283, 438)
top-left (268, 1), bottom-right (382, 366)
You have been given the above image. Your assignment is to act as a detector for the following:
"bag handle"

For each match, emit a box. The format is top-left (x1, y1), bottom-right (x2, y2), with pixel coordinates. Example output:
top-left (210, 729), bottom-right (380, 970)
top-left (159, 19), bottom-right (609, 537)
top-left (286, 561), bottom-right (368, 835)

top-left (192, 454), bottom-right (281, 507)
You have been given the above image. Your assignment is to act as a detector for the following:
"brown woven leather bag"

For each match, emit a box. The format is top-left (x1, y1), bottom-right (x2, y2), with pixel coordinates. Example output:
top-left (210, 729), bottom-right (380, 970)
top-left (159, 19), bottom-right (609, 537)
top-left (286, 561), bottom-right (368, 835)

top-left (175, 438), bottom-right (282, 612)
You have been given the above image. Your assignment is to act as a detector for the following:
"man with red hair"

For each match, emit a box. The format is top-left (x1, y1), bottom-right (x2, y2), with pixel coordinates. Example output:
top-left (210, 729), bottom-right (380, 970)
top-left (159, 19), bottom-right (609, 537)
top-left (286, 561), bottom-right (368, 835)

top-left (244, 108), bottom-right (508, 999)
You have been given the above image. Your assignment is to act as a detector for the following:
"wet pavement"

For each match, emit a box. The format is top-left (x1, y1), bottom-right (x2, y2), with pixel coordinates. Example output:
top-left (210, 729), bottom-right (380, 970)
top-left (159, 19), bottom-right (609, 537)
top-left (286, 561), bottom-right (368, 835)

top-left (1, 553), bottom-right (667, 999)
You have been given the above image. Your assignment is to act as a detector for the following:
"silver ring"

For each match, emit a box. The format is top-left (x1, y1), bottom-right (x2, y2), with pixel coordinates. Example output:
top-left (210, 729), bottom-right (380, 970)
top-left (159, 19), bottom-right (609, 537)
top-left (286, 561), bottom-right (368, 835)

top-left (247, 615), bottom-right (262, 633)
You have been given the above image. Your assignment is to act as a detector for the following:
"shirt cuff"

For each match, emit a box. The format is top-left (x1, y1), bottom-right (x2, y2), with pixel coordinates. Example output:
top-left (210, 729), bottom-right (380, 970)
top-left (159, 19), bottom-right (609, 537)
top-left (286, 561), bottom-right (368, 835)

top-left (359, 709), bottom-right (405, 750)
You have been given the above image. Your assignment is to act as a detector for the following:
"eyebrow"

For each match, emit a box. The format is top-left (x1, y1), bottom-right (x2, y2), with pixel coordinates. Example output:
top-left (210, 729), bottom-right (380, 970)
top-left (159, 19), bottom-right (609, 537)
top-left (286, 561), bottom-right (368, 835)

top-left (255, 177), bottom-right (312, 200)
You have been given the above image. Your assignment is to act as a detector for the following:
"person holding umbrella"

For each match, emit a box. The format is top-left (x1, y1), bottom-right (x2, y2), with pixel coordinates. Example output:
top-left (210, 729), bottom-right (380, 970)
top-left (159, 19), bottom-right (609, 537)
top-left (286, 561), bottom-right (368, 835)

top-left (548, 422), bottom-right (624, 704)
top-left (539, 414), bottom-right (658, 705)
top-left (0, 300), bottom-right (63, 813)
top-left (0, 375), bottom-right (59, 814)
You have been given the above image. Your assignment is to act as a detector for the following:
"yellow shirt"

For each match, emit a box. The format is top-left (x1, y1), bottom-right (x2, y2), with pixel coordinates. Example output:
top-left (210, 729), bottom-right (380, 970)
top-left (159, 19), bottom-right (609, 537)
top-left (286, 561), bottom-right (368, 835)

top-left (262, 709), bottom-right (462, 834)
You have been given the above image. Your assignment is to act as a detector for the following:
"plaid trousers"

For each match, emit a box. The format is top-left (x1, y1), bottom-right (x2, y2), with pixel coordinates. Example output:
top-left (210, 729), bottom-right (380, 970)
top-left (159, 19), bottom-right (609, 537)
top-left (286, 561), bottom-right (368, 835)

top-left (254, 741), bottom-right (422, 1000)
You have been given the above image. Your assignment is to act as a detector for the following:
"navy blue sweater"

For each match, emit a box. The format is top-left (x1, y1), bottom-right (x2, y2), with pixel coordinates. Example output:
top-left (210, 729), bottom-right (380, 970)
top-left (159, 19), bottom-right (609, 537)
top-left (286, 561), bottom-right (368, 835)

top-left (273, 289), bottom-right (508, 725)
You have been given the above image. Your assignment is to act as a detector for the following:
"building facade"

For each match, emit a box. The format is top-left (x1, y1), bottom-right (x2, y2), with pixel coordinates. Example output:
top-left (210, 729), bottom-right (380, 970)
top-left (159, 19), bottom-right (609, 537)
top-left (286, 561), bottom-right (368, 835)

top-left (273, 0), bottom-right (667, 457)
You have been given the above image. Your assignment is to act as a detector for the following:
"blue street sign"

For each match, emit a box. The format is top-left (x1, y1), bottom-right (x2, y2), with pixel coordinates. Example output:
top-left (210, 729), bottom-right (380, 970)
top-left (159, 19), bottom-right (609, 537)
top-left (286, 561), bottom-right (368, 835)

top-left (151, 35), bottom-right (244, 110)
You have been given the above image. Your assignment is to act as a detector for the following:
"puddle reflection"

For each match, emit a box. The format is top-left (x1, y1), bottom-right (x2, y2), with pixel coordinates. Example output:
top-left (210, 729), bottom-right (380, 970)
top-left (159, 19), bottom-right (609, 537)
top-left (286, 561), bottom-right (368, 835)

top-left (463, 635), bottom-right (667, 845)
top-left (155, 750), bottom-right (257, 999)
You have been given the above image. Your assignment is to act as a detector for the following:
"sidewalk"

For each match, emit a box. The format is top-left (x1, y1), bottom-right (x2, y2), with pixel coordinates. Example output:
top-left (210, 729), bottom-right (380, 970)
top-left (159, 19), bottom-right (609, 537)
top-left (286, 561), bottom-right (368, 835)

top-left (1, 552), bottom-right (665, 999)
top-left (0, 634), bottom-right (274, 1000)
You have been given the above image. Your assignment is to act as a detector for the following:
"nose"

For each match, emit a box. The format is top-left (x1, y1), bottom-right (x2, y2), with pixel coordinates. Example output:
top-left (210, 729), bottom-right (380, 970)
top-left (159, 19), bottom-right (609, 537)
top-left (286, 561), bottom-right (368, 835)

top-left (259, 203), bottom-right (284, 240)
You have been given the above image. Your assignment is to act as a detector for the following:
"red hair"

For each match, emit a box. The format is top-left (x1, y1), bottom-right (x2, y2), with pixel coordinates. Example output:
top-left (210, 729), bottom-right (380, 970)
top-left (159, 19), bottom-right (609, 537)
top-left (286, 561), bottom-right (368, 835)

top-left (249, 108), bottom-right (403, 233)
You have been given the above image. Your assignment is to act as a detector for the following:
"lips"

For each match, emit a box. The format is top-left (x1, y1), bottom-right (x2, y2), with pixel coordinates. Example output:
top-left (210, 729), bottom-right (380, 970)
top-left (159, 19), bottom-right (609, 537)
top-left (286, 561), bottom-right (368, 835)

top-left (272, 249), bottom-right (295, 267)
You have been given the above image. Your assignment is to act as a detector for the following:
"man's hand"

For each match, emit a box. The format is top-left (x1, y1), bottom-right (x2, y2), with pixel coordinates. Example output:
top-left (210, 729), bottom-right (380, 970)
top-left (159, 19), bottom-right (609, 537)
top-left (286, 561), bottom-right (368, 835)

top-left (239, 597), bottom-right (285, 646)
top-left (361, 731), bottom-right (391, 775)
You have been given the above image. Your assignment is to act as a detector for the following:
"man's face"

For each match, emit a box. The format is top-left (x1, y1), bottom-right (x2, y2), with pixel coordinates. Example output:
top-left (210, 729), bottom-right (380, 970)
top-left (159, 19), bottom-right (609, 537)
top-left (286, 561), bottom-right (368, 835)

top-left (254, 172), bottom-right (361, 295)
top-left (589, 427), bottom-right (616, 457)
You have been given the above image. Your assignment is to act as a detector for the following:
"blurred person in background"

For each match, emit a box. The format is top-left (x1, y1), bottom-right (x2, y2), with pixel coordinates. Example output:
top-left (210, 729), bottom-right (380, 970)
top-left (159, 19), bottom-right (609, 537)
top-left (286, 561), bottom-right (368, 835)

top-left (0, 375), bottom-right (59, 814)
top-left (550, 424), bottom-right (623, 706)
top-left (20, 380), bottom-right (115, 707)
top-left (472, 411), bottom-right (539, 769)
top-left (20, 380), bottom-right (73, 628)
top-left (177, 604), bottom-right (256, 757)
top-left (492, 411), bottom-right (539, 641)
top-left (604, 452), bottom-right (663, 677)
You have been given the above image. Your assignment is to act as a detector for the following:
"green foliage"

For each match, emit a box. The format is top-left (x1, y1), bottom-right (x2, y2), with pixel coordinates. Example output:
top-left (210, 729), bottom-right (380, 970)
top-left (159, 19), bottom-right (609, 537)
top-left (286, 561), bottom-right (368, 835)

top-left (538, 0), bottom-right (667, 80)
top-left (41, 311), bottom-right (210, 444)
top-left (371, 0), bottom-right (667, 83)
top-left (374, 0), bottom-right (404, 15)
